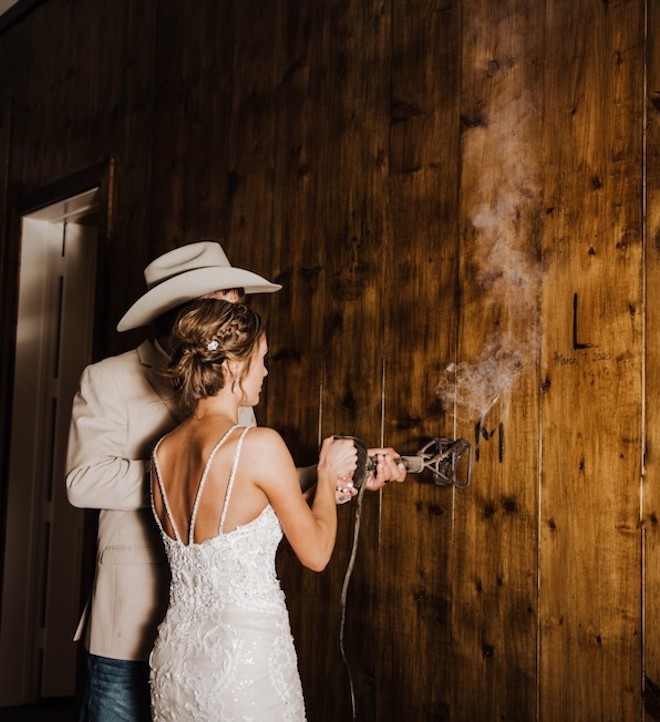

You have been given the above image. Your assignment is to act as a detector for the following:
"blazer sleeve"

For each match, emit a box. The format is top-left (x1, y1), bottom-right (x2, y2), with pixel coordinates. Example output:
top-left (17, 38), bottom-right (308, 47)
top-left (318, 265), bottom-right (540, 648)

top-left (65, 362), bottom-right (149, 511)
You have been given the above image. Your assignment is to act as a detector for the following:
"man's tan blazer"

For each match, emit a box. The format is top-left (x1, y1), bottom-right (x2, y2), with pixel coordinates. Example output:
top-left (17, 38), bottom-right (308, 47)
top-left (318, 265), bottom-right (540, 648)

top-left (65, 339), bottom-right (254, 661)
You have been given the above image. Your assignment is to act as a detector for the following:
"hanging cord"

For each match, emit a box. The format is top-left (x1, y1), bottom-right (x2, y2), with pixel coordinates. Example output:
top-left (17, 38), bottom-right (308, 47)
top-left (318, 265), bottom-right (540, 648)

top-left (336, 436), bottom-right (472, 720)
top-left (339, 481), bottom-right (368, 721)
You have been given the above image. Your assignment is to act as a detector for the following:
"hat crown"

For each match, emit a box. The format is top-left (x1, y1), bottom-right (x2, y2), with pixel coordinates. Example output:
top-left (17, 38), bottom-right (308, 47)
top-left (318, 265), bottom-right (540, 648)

top-left (117, 240), bottom-right (281, 332)
top-left (144, 242), bottom-right (231, 289)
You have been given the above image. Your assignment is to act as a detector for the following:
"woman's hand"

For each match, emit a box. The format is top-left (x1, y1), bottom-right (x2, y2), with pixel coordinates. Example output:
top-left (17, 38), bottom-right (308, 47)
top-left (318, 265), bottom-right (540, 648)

top-left (319, 435), bottom-right (358, 479)
top-left (318, 436), bottom-right (358, 503)
top-left (335, 481), bottom-right (357, 504)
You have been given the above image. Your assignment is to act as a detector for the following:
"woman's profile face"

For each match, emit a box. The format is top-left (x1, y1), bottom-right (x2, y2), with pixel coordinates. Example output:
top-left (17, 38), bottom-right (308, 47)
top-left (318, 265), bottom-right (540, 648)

top-left (241, 334), bottom-right (268, 406)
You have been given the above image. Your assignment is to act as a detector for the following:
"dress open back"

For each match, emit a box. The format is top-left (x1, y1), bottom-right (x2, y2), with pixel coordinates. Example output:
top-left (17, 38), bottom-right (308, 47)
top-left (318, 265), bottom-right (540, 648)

top-left (148, 425), bottom-right (306, 721)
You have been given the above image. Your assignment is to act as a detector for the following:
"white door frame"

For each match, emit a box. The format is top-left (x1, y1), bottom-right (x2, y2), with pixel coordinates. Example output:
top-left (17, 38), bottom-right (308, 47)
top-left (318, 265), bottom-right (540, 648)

top-left (0, 188), bottom-right (99, 705)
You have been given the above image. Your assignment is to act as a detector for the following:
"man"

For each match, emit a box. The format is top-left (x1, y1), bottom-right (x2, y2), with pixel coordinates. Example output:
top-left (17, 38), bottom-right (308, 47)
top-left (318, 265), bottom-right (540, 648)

top-left (66, 241), bottom-right (405, 721)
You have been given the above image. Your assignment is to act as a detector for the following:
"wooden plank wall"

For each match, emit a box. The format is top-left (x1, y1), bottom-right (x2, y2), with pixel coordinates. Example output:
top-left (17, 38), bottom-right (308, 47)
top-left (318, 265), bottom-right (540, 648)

top-left (0, 0), bottom-right (654, 720)
top-left (645, 0), bottom-right (660, 720)
top-left (541, 2), bottom-right (644, 721)
top-left (380, 0), bottom-right (461, 718)
top-left (451, 2), bottom-right (543, 719)
top-left (266, 2), bottom-right (348, 715)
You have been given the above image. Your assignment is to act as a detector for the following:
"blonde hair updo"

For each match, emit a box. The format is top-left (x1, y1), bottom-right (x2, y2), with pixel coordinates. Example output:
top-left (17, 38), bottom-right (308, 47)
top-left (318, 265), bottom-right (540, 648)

top-left (164, 298), bottom-right (264, 414)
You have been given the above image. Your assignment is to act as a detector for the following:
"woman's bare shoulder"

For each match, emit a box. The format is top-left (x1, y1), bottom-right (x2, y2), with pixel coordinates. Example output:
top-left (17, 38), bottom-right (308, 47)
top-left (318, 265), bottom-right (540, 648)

top-left (243, 426), bottom-right (287, 451)
top-left (240, 426), bottom-right (297, 477)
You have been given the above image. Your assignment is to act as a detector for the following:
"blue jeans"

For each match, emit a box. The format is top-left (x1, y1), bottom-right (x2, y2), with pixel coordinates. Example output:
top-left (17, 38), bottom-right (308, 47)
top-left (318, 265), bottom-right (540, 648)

top-left (79, 652), bottom-right (151, 722)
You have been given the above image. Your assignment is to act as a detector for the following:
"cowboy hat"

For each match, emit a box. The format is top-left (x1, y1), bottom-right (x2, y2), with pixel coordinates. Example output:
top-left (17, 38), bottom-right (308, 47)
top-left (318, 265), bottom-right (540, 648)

top-left (117, 241), bottom-right (281, 331)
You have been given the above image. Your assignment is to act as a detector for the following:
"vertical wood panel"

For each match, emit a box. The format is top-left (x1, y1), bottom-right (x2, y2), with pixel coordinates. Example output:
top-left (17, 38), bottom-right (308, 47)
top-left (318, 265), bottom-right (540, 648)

top-left (312, 2), bottom-right (391, 719)
top-left (265, 2), bottom-right (345, 719)
top-left (379, 0), bottom-right (461, 718)
top-left (541, 1), bottom-right (644, 719)
top-left (451, 1), bottom-right (544, 719)
top-left (148, 0), bottom-right (233, 249)
top-left (225, 0), bottom-right (278, 306)
top-left (266, 0), bottom-right (325, 464)
top-left (644, 0), bottom-right (660, 718)
top-left (105, 0), bottom-right (159, 350)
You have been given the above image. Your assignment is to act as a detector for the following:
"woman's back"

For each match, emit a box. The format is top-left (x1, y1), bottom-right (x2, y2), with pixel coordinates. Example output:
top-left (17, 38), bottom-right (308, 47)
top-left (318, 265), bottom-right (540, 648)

top-left (152, 420), bottom-right (271, 542)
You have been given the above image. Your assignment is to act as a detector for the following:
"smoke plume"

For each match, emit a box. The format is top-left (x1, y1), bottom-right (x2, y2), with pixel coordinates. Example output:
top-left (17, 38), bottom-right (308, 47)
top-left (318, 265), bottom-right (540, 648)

top-left (435, 90), bottom-right (541, 423)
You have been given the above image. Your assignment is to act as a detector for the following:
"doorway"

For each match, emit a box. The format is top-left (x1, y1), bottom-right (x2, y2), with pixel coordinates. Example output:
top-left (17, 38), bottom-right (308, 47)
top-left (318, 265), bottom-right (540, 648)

top-left (0, 188), bottom-right (99, 705)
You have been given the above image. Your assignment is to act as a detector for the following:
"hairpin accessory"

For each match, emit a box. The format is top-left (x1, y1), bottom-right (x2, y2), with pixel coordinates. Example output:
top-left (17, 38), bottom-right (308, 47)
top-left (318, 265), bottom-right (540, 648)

top-left (207, 340), bottom-right (219, 351)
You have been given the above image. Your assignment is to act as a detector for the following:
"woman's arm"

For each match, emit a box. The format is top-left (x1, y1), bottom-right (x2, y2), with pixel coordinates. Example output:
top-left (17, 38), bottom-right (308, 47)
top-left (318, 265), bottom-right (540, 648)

top-left (245, 429), bottom-right (356, 571)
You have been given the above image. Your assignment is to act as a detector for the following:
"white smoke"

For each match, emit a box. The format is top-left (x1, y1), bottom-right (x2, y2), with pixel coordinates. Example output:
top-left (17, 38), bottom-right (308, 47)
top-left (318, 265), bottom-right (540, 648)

top-left (435, 90), bottom-right (541, 423)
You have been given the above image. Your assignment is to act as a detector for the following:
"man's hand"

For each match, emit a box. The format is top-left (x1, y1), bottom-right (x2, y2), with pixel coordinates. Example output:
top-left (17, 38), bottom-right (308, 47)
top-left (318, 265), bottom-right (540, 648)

top-left (336, 447), bottom-right (407, 503)
top-left (363, 447), bottom-right (407, 491)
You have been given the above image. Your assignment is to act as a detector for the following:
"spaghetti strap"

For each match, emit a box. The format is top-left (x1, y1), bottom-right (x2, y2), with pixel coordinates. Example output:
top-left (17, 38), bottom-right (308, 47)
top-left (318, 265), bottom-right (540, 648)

top-left (151, 436), bottom-right (179, 540)
top-left (151, 424), bottom-right (240, 545)
top-left (188, 424), bottom-right (241, 544)
top-left (218, 426), bottom-right (250, 534)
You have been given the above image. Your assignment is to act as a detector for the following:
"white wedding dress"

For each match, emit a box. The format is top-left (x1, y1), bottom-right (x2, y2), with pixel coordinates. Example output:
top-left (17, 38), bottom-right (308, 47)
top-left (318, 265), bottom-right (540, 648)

top-left (149, 425), bottom-right (306, 721)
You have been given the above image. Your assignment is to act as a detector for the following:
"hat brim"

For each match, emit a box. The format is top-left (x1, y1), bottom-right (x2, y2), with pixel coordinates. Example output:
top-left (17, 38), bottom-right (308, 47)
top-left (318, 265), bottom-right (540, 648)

top-left (117, 266), bottom-right (281, 331)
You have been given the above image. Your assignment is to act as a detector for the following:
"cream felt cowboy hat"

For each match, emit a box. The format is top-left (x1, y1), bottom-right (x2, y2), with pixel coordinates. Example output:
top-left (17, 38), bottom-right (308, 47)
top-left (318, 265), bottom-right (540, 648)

top-left (117, 241), bottom-right (281, 331)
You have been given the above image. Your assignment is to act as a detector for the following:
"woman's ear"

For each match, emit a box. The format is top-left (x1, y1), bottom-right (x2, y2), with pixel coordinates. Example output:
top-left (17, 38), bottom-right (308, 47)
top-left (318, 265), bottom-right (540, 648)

top-left (224, 360), bottom-right (240, 393)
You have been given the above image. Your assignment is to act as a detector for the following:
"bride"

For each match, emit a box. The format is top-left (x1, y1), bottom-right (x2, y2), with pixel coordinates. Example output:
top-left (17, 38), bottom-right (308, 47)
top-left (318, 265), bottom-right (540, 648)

top-left (148, 298), bottom-right (357, 721)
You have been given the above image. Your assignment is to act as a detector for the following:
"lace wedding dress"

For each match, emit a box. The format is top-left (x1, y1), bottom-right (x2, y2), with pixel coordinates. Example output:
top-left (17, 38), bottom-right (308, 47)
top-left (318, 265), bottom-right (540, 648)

top-left (149, 425), bottom-right (306, 721)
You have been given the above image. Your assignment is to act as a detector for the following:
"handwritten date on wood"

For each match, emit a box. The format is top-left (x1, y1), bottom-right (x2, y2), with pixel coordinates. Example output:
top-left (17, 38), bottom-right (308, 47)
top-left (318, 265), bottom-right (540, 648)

top-left (553, 350), bottom-right (612, 366)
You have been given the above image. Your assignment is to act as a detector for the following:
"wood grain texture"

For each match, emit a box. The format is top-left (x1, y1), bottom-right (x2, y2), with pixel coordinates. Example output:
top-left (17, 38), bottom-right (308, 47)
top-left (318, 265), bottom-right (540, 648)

top-left (541, 1), bottom-right (644, 720)
top-left (148, 0), bottom-right (234, 249)
top-left (644, 0), bottom-right (660, 719)
top-left (224, 0), bottom-right (279, 310)
top-left (299, 3), bottom-right (391, 718)
top-left (263, 2), bottom-right (355, 719)
top-left (378, 0), bottom-right (461, 718)
top-left (449, 1), bottom-right (544, 720)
